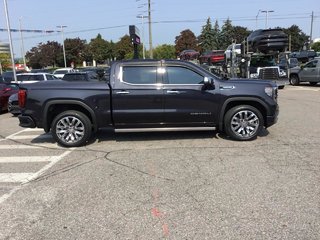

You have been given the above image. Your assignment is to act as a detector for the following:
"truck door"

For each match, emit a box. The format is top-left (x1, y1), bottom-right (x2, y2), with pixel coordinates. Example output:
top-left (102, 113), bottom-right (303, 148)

top-left (111, 63), bottom-right (164, 128)
top-left (162, 65), bottom-right (219, 128)
top-left (299, 60), bottom-right (319, 82)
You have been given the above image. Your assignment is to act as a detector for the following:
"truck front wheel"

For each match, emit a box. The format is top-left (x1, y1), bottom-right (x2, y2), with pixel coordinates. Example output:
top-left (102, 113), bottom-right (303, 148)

top-left (224, 105), bottom-right (263, 141)
top-left (51, 110), bottom-right (92, 147)
top-left (290, 75), bottom-right (300, 86)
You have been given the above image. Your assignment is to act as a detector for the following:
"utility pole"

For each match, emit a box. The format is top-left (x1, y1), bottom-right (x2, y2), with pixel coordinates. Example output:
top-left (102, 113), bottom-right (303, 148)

top-left (137, 15), bottom-right (147, 59)
top-left (261, 10), bottom-right (274, 29)
top-left (3, 0), bottom-right (17, 82)
top-left (57, 25), bottom-right (67, 67)
top-left (255, 9), bottom-right (261, 29)
top-left (19, 17), bottom-right (27, 69)
top-left (148, 0), bottom-right (153, 58)
top-left (310, 11), bottom-right (314, 48)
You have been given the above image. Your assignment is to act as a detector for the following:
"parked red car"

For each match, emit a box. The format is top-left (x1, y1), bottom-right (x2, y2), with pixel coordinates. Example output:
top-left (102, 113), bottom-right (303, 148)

top-left (0, 83), bottom-right (19, 114)
top-left (179, 49), bottom-right (200, 61)
top-left (199, 50), bottom-right (225, 65)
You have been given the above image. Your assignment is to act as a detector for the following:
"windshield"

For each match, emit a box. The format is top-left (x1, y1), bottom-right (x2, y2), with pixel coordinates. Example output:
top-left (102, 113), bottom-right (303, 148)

top-left (250, 56), bottom-right (276, 67)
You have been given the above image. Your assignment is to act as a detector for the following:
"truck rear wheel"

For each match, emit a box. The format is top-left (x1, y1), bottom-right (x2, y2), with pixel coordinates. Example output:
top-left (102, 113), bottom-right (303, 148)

top-left (224, 105), bottom-right (263, 141)
top-left (51, 110), bottom-right (92, 147)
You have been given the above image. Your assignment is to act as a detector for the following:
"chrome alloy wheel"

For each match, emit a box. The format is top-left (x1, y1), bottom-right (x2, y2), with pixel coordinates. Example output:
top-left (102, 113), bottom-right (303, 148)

top-left (230, 110), bottom-right (260, 138)
top-left (55, 116), bottom-right (85, 144)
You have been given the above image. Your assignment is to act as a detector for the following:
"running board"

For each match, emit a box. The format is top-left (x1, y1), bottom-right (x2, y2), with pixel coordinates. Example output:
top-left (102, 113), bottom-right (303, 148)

top-left (115, 127), bottom-right (216, 133)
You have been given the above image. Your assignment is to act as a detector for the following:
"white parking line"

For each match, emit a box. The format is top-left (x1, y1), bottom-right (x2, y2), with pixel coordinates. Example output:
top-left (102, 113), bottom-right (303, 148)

top-left (0, 128), bottom-right (73, 204)
top-left (0, 145), bottom-right (43, 149)
top-left (287, 87), bottom-right (320, 91)
top-left (8, 134), bottom-right (52, 140)
top-left (0, 156), bottom-right (60, 163)
top-left (0, 173), bottom-right (35, 183)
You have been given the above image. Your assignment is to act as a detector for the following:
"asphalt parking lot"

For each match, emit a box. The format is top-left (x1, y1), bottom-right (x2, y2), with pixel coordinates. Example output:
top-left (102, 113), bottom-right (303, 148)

top-left (0, 84), bottom-right (319, 239)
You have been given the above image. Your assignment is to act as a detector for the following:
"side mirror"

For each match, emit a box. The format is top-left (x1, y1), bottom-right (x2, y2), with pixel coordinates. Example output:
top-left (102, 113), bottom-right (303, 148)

top-left (204, 76), bottom-right (214, 86)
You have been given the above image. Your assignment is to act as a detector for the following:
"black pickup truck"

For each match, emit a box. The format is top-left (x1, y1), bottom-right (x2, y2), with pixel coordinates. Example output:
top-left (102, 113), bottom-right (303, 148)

top-left (18, 60), bottom-right (279, 147)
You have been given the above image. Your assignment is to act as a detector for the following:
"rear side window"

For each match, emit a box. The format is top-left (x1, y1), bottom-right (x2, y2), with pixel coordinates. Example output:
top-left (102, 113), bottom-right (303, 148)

top-left (35, 74), bottom-right (44, 81)
top-left (122, 66), bottom-right (157, 84)
top-left (166, 66), bottom-right (203, 84)
top-left (46, 74), bottom-right (55, 80)
top-left (17, 75), bottom-right (30, 82)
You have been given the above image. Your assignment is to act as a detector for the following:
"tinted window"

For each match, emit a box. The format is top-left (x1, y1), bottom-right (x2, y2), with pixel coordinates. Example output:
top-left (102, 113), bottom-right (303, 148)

top-left (122, 66), bottom-right (157, 84)
top-left (54, 70), bottom-right (68, 74)
top-left (46, 74), bottom-right (55, 80)
top-left (17, 75), bottom-right (30, 81)
top-left (35, 74), bottom-right (44, 81)
top-left (305, 60), bottom-right (317, 68)
top-left (166, 66), bottom-right (203, 84)
top-left (63, 74), bottom-right (87, 81)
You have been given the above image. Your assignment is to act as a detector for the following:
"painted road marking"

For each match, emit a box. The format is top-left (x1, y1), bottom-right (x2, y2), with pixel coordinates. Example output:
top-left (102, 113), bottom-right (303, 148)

top-left (287, 87), bottom-right (320, 92)
top-left (0, 173), bottom-right (35, 183)
top-left (0, 156), bottom-right (60, 163)
top-left (8, 134), bottom-right (52, 140)
top-left (0, 128), bottom-right (73, 204)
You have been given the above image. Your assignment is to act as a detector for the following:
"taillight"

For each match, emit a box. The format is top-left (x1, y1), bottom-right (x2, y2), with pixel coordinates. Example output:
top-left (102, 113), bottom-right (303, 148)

top-left (18, 89), bottom-right (27, 108)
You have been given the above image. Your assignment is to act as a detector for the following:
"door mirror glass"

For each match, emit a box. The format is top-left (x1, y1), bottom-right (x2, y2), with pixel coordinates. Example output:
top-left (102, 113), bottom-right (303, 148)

top-left (203, 76), bottom-right (213, 86)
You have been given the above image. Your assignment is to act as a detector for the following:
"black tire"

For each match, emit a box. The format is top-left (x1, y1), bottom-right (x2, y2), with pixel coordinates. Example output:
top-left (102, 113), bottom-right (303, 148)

top-left (309, 82), bottom-right (318, 86)
top-left (51, 110), bottom-right (92, 147)
top-left (224, 105), bottom-right (264, 141)
top-left (290, 75), bottom-right (300, 86)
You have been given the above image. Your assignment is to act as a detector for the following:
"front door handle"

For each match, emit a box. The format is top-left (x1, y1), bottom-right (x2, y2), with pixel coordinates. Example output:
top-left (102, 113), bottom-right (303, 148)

top-left (115, 91), bottom-right (130, 94)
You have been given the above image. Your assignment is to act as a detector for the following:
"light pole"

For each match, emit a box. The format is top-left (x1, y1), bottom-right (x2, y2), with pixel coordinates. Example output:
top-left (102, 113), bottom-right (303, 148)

top-left (19, 17), bottom-right (27, 69)
top-left (57, 25), bottom-right (67, 67)
top-left (148, 0), bottom-right (153, 59)
top-left (255, 9), bottom-right (261, 29)
top-left (137, 15), bottom-right (147, 59)
top-left (3, 0), bottom-right (17, 82)
top-left (261, 10), bottom-right (274, 29)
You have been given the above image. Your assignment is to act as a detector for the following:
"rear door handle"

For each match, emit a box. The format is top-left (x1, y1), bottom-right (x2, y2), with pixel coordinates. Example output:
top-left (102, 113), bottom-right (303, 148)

top-left (166, 90), bottom-right (180, 94)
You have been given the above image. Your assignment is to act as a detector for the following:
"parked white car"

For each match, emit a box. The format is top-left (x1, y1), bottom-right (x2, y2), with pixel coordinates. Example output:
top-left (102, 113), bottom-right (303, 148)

top-left (53, 68), bottom-right (75, 79)
top-left (225, 43), bottom-right (241, 61)
top-left (16, 73), bottom-right (59, 84)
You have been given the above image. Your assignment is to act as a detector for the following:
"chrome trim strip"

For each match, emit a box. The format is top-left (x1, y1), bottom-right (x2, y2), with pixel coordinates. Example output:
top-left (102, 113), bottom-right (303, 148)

top-left (115, 127), bottom-right (216, 133)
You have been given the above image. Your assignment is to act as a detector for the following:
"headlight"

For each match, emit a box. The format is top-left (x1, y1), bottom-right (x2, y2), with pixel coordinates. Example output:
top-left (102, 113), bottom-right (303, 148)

top-left (265, 86), bottom-right (278, 101)
top-left (265, 86), bottom-right (273, 97)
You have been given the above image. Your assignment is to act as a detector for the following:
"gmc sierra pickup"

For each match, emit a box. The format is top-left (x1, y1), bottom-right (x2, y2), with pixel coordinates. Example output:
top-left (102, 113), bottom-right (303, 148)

top-left (18, 60), bottom-right (279, 147)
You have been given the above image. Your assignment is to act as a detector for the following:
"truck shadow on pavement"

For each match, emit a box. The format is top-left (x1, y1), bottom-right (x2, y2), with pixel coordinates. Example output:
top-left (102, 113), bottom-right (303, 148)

top-left (27, 128), bottom-right (269, 146)
top-left (90, 128), bottom-right (270, 144)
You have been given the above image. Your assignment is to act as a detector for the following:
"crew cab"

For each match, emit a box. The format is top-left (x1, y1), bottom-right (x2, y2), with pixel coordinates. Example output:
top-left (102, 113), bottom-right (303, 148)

top-left (289, 59), bottom-right (320, 85)
top-left (18, 60), bottom-right (279, 147)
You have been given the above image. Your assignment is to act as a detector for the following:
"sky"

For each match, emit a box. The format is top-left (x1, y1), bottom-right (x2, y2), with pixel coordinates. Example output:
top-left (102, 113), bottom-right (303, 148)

top-left (1, 0), bottom-right (320, 58)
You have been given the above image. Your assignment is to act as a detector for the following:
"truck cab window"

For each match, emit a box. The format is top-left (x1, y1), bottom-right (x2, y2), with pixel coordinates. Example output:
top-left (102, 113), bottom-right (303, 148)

top-left (166, 66), bottom-right (203, 84)
top-left (122, 66), bottom-right (157, 84)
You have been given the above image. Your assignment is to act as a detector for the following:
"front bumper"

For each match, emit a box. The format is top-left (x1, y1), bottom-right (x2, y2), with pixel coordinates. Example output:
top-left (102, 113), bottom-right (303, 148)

top-left (266, 104), bottom-right (279, 128)
top-left (18, 115), bottom-right (36, 128)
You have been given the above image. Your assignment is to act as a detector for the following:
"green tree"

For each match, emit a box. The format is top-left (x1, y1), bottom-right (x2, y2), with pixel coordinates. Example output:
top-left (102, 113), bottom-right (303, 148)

top-left (174, 29), bottom-right (198, 55)
top-left (115, 35), bottom-right (133, 60)
top-left (311, 41), bottom-right (320, 52)
top-left (282, 25), bottom-right (309, 51)
top-left (153, 44), bottom-right (176, 59)
top-left (89, 34), bottom-right (109, 63)
top-left (0, 53), bottom-right (11, 71)
top-left (232, 26), bottom-right (250, 44)
top-left (198, 17), bottom-right (216, 53)
top-left (219, 18), bottom-right (234, 49)
top-left (25, 41), bottom-right (62, 68)
top-left (64, 38), bottom-right (87, 66)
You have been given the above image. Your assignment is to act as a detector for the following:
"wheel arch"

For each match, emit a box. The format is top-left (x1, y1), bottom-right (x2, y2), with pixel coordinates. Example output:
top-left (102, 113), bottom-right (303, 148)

top-left (219, 98), bottom-right (268, 131)
top-left (42, 100), bottom-right (97, 133)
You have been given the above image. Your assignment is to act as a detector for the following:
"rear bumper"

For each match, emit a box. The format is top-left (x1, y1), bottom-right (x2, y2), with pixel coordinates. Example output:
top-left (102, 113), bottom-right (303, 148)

top-left (266, 104), bottom-right (279, 128)
top-left (18, 115), bottom-right (36, 128)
